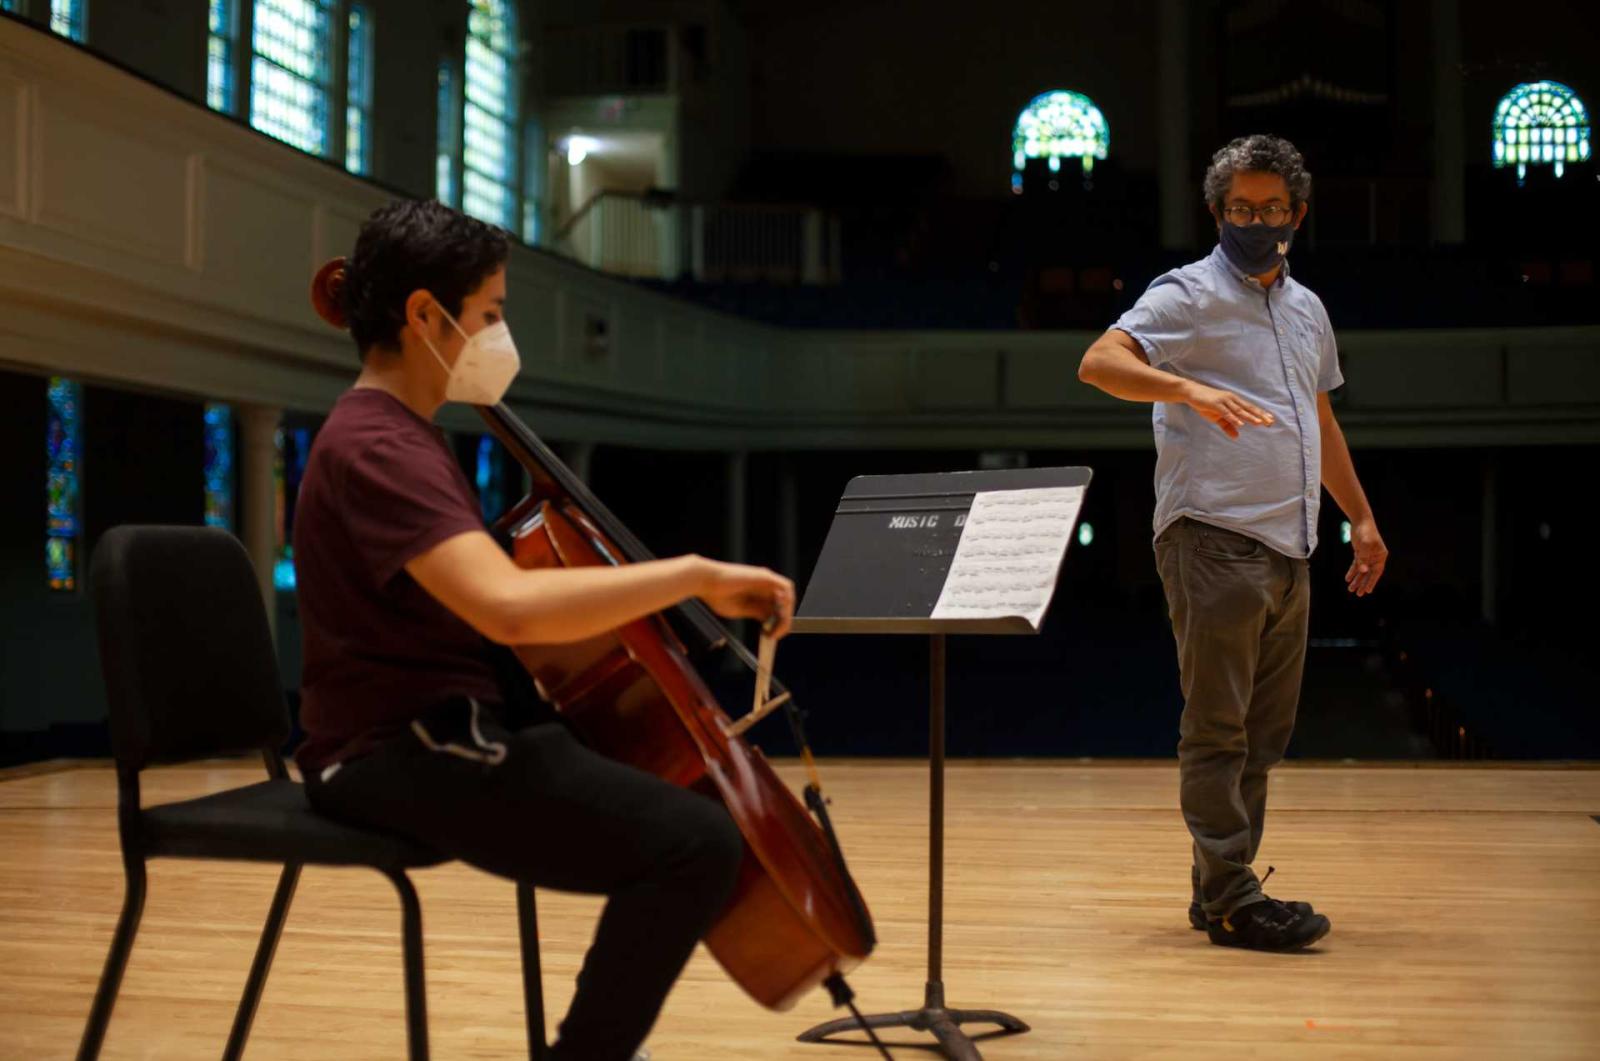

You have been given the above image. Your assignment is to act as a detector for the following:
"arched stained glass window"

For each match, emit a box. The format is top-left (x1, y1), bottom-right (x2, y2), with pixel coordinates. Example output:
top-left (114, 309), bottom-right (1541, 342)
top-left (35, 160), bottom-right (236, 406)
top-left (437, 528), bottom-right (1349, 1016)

top-left (1012, 90), bottom-right (1109, 188)
top-left (46, 377), bottom-right (82, 592)
top-left (1493, 81), bottom-right (1590, 182)
top-left (462, 0), bottom-right (519, 229)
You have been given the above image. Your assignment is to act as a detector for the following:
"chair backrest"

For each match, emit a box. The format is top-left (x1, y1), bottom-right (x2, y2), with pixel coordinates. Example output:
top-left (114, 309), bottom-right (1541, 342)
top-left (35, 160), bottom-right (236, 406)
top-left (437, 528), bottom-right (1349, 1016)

top-left (91, 525), bottom-right (289, 771)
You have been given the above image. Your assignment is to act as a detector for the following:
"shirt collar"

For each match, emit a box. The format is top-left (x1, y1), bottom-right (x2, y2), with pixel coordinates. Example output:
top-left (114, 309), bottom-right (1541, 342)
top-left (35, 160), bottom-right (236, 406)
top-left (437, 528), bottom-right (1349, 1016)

top-left (1209, 242), bottom-right (1291, 290)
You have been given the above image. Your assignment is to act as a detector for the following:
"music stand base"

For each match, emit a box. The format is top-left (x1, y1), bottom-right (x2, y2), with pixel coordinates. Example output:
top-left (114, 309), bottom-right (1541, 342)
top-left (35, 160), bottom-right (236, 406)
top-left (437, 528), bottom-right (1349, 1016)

top-left (796, 981), bottom-right (1029, 1061)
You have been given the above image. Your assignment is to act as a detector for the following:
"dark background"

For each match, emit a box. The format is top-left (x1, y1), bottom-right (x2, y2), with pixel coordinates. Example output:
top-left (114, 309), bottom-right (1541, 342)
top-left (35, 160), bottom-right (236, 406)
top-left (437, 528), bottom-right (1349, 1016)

top-left (2, 0), bottom-right (1597, 765)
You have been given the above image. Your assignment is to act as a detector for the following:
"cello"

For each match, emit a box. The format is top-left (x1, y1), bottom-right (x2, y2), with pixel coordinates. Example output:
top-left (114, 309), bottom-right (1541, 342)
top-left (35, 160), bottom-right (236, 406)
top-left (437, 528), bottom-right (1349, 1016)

top-left (310, 258), bottom-right (881, 1021)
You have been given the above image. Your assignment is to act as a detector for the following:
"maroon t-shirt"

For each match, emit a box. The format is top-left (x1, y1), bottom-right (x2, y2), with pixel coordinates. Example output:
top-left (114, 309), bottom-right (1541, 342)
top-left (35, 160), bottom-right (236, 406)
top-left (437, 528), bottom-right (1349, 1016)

top-left (293, 388), bottom-right (501, 772)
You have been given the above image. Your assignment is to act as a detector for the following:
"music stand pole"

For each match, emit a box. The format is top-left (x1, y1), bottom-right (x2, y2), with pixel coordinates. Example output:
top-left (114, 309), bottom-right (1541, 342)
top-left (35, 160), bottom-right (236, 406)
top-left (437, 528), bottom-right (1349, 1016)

top-left (928, 633), bottom-right (946, 1005)
top-left (798, 634), bottom-right (1028, 1060)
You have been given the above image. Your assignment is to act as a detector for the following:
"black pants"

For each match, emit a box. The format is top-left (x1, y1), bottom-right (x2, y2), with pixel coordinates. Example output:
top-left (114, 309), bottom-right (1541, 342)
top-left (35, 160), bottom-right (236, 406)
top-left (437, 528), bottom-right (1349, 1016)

top-left (305, 697), bottom-right (745, 1061)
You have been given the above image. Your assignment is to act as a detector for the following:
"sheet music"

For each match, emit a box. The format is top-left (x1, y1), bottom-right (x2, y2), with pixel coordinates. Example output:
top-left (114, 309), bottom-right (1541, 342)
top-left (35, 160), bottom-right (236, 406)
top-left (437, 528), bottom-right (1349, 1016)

top-left (929, 486), bottom-right (1084, 628)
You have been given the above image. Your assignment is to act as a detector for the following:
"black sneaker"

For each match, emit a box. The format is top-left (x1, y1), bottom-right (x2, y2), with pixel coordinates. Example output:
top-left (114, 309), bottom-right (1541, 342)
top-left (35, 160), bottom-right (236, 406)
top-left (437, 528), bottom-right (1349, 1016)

top-left (1190, 896), bottom-right (1315, 929)
top-left (1205, 898), bottom-right (1330, 951)
top-left (1188, 865), bottom-right (1314, 930)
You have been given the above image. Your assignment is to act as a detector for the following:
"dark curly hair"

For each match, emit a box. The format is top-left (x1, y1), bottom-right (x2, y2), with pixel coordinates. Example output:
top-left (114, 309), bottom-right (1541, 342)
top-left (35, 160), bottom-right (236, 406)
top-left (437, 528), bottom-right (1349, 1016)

top-left (341, 199), bottom-right (510, 356)
top-left (1202, 134), bottom-right (1312, 207)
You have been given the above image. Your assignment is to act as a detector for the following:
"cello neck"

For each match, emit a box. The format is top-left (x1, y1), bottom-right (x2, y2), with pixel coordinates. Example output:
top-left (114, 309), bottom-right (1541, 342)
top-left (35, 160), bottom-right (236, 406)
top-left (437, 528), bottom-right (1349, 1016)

top-left (475, 402), bottom-right (739, 659)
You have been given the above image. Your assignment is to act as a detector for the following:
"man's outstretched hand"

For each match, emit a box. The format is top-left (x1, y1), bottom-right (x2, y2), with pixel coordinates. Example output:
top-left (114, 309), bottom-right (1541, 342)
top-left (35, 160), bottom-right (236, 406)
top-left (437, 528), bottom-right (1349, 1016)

top-left (1183, 381), bottom-right (1275, 439)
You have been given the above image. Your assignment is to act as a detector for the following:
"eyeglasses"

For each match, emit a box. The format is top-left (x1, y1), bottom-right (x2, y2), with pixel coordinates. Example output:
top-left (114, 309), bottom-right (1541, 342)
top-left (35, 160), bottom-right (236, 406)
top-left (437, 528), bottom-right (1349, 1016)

top-left (1222, 204), bottom-right (1295, 226)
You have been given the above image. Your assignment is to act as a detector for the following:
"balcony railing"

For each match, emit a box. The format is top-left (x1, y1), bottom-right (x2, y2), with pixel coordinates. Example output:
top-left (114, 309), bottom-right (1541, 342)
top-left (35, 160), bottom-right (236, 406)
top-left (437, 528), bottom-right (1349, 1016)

top-left (555, 191), bottom-right (842, 285)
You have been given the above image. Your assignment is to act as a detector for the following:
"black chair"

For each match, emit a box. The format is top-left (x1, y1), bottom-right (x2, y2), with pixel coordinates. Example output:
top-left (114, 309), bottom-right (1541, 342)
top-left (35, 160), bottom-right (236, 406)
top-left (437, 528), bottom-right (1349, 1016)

top-left (78, 525), bottom-right (548, 1061)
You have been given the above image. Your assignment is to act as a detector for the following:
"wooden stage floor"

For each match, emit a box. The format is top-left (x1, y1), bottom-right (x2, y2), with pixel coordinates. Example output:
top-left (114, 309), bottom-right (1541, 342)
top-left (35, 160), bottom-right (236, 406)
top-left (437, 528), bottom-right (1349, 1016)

top-left (2, 760), bottom-right (1597, 1059)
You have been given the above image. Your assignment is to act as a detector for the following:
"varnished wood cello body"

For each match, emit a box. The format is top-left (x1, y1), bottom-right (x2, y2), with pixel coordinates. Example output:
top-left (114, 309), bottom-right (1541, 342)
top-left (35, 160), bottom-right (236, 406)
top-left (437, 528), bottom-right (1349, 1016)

top-left (484, 406), bottom-right (874, 1011)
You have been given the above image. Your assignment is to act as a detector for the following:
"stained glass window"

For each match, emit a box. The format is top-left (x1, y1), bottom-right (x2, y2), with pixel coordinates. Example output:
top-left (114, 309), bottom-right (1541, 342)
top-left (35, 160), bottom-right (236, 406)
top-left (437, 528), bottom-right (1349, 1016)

top-left (272, 426), bottom-right (312, 590)
top-left (250, 0), bottom-right (334, 158)
top-left (462, 0), bottom-right (518, 230)
top-left (50, 0), bottom-right (85, 41)
top-left (1493, 81), bottom-right (1591, 182)
top-left (1012, 90), bottom-right (1110, 183)
top-left (437, 58), bottom-right (461, 207)
top-left (1, 2), bottom-right (19, 13)
top-left (208, 0), bottom-right (238, 113)
top-left (475, 435), bottom-right (511, 523)
top-left (204, 403), bottom-right (235, 530)
top-left (345, 2), bottom-right (373, 173)
top-left (46, 377), bottom-right (81, 592)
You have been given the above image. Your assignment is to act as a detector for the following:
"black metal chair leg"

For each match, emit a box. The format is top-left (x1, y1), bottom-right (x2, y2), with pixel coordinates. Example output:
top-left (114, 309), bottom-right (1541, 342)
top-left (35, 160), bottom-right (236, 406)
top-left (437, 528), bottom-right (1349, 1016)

top-left (516, 884), bottom-right (548, 1060)
top-left (388, 871), bottom-right (429, 1061)
top-left (223, 862), bottom-right (302, 1061)
top-left (76, 857), bottom-right (148, 1061)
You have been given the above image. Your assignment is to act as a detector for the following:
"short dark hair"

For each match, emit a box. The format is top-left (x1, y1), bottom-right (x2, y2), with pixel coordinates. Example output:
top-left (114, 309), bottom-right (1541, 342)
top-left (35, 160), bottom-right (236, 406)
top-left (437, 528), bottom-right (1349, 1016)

top-left (1202, 135), bottom-right (1312, 207)
top-left (342, 199), bottom-right (510, 355)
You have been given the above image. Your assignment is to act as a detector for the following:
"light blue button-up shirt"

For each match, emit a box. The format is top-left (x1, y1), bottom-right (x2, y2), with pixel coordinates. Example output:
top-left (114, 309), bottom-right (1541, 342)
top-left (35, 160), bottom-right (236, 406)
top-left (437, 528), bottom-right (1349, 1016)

top-left (1113, 244), bottom-right (1344, 558)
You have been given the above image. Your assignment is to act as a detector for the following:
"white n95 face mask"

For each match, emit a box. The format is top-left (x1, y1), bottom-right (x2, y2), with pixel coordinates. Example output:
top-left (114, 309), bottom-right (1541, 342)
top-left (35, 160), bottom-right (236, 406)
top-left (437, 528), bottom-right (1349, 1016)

top-left (418, 303), bottom-right (521, 405)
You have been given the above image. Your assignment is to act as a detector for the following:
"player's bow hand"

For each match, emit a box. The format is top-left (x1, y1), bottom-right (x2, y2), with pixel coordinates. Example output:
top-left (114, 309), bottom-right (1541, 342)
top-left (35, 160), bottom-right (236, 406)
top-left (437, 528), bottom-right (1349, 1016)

top-left (1182, 381), bottom-right (1275, 439)
top-left (697, 559), bottom-right (795, 639)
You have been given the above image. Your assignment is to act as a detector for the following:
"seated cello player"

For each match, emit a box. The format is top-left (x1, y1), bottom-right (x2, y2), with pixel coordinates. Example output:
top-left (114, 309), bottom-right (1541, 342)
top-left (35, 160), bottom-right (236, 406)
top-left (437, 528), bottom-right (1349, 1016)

top-left (294, 198), bottom-right (794, 1061)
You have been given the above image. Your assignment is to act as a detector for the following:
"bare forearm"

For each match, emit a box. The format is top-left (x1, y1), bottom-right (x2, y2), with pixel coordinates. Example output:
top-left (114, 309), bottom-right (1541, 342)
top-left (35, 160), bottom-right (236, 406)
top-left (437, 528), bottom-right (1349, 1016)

top-left (498, 555), bottom-right (708, 644)
top-left (1078, 331), bottom-right (1273, 438)
top-left (1079, 341), bottom-right (1194, 404)
top-left (409, 530), bottom-right (792, 645)
top-left (1320, 414), bottom-right (1372, 523)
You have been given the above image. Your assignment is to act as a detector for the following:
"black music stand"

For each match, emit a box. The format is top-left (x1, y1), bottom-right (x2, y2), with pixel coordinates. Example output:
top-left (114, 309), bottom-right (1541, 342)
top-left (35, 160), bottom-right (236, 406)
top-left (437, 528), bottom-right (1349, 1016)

top-left (791, 467), bottom-right (1091, 1061)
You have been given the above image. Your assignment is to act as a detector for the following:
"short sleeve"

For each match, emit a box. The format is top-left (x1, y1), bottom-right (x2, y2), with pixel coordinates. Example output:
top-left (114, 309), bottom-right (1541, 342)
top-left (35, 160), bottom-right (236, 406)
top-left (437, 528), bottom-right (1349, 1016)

top-left (1111, 272), bottom-right (1197, 369)
top-left (1313, 299), bottom-right (1344, 392)
top-left (339, 435), bottom-right (485, 587)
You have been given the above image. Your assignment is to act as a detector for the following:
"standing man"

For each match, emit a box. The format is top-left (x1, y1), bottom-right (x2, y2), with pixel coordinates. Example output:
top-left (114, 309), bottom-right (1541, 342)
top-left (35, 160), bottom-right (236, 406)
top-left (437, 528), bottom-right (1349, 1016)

top-left (1077, 135), bottom-right (1388, 951)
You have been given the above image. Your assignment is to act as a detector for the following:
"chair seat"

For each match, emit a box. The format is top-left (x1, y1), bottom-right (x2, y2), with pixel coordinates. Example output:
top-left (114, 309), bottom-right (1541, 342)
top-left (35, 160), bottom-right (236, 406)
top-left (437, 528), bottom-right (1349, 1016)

top-left (143, 778), bottom-right (445, 871)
